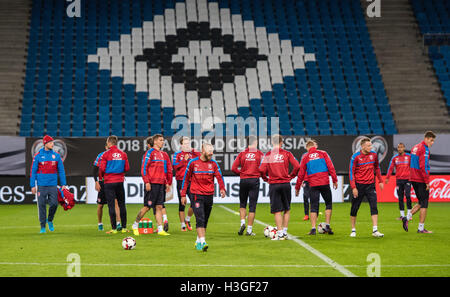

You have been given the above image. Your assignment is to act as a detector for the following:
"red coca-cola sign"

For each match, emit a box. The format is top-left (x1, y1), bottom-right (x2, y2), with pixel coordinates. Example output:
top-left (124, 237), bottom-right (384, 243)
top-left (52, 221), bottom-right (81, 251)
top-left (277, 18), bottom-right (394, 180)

top-left (378, 175), bottom-right (450, 202)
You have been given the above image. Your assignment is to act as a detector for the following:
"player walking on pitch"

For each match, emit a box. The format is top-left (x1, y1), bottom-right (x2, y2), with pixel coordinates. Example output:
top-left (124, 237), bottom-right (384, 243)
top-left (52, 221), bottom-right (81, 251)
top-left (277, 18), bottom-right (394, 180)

top-left (30, 135), bottom-right (67, 233)
top-left (385, 143), bottom-right (412, 223)
top-left (349, 137), bottom-right (384, 238)
top-left (295, 140), bottom-right (337, 235)
top-left (98, 135), bottom-right (130, 234)
top-left (407, 131), bottom-right (436, 233)
top-left (259, 135), bottom-right (300, 240)
top-left (173, 136), bottom-right (201, 231)
top-left (93, 145), bottom-right (122, 231)
top-left (180, 143), bottom-right (226, 252)
top-left (231, 135), bottom-right (267, 236)
top-left (132, 135), bottom-right (173, 236)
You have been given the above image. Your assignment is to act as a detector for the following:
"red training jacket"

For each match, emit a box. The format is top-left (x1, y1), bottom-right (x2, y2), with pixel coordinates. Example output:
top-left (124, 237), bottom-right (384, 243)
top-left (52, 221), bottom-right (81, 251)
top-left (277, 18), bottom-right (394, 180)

top-left (231, 147), bottom-right (267, 181)
top-left (349, 150), bottom-right (383, 189)
top-left (141, 148), bottom-right (173, 185)
top-left (181, 157), bottom-right (226, 196)
top-left (99, 146), bottom-right (130, 184)
top-left (259, 148), bottom-right (300, 184)
top-left (295, 147), bottom-right (337, 189)
top-left (410, 141), bottom-right (430, 184)
top-left (172, 149), bottom-right (201, 181)
top-left (386, 153), bottom-right (411, 180)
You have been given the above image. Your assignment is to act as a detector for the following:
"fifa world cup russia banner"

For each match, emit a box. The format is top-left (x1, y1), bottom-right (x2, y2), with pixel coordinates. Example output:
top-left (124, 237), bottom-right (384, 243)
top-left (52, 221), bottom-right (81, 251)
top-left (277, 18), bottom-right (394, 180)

top-left (377, 175), bottom-right (450, 203)
top-left (26, 135), bottom-right (394, 176)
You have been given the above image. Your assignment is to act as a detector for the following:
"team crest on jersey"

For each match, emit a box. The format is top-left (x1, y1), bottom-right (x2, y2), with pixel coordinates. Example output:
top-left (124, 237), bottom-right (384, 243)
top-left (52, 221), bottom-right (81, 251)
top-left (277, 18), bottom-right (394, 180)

top-left (208, 164), bottom-right (212, 169)
top-left (112, 153), bottom-right (122, 159)
top-left (246, 153), bottom-right (256, 160)
top-left (309, 153), bottom-right (319, 159)
top-left (52, 154), bottom-right (55, 159)
top-left (273, 154), bottom-right (284, 161)
top-left (369, 155), bottom-right (373, 160)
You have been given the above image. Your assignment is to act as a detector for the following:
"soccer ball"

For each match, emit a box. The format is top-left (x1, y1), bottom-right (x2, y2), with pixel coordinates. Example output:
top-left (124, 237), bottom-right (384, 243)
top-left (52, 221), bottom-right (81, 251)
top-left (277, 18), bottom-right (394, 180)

top-left (264, 226), bottom-right (274, 238)
top-left (269, 228), bottom-right (278, 239)
top-left (122, 237), bottom-right (136, 250)
top-left (318, 223), bottom-right (327, 234)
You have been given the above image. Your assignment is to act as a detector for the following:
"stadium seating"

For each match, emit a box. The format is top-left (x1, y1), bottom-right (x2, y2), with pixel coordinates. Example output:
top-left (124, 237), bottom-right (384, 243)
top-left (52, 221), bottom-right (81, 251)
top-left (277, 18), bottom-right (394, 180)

top-left (411, 0), bottom-right (450, 112)
top-left (20, 0), bottom-right (396, 137)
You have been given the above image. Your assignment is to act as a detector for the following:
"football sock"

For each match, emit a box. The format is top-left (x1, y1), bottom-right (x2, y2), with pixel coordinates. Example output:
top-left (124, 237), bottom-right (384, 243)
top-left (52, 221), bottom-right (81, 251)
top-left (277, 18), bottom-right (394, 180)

top-left (186, 216), bottom-right (191, 222)
top-left (98, 223), bottom-right (103, 226)
top-left (373, 226), bottom-right (378, 232)
top-left (157, 225), bottom-right (163, 233)
top-left (181, 222), bottom-right (186, 228)
top-left (240, 219), bottom-right (245, 226)
top-left (132, 221), bottom-right (139, 229)
top-left (247, 225), bottom-right (253, 233)
top-left (407, 210), bottom-right (412, 219)
top-left (352, 228), bottom-right (356, 232)
top-left (400, 210), bottom-right (405, 217)
top-left (418, 223), bottom-right (425, 231)
top-left (163, 215), bottom-right (168, 222)
top-left (199, 237), bottom-right (205, 244)
top-left (283, 227), bottom-right (288, 235)
top-left (196, 236), bottom-right (200, 243)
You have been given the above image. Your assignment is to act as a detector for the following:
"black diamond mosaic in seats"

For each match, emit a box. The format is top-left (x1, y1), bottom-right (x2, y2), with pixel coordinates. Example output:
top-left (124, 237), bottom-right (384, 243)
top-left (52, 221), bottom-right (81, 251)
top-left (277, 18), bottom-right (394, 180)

top-left (135, 22), bottom-right (268, 98)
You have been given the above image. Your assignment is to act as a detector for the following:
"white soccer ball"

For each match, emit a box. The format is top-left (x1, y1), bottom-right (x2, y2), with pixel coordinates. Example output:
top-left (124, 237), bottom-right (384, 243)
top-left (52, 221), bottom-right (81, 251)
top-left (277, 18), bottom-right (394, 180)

top-left (122, 237), bottom-right (136, 250)
top-left (318, 223), bottom-right (327, 234)
top-left (264, 226), bottom-right (274, 238)
top-left (269, 228), bottom-right (278, 239)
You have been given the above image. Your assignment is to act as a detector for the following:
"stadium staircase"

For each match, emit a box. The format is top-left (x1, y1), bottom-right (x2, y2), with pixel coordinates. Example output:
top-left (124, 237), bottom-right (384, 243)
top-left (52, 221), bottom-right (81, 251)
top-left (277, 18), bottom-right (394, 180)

top-left (362, 0), bottom-right (450, 133)
top-left (0, 0), bottom-right (30, 136)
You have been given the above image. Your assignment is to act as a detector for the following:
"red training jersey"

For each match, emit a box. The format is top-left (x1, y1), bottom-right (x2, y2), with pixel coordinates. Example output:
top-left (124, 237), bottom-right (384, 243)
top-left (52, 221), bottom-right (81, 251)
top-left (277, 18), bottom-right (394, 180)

top-left (410, 141), bottom-right (430, 184)
top-left (181, 157), bottom-right (226, 196)
top-left (231, 147), bottom-right (267, 181)
top-left (386, 153), bottom-right (411, 180)
top-left (259, 148), bottom-right (300, 184)
top-left (99, 145), bottom-right (130, 184)
top-left (141, 148), bottom-right (173, 185)
top-left (172, 149), bottom-right (201, 181)
top-left (349, 150), bottom-right (383, 189)
top-left (295, 147), bottom-right (337, 189)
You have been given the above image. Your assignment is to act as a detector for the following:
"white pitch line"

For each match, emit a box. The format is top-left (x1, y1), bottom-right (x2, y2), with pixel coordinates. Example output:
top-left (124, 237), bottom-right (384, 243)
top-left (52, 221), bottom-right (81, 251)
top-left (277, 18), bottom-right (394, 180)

top-left (1, 262), bottom-right (449, 269)
top-left (219, 205), bottom-right (358, 277)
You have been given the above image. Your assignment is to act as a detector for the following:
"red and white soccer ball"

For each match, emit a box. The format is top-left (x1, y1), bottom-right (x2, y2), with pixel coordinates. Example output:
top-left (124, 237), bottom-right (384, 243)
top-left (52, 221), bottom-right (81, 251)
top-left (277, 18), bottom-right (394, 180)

top-left (122, 237), bottom-right (136, 250)
top-left (318, 223), bottom-right (327, 234)
top-left (264, 225), bottom-right (277, 238)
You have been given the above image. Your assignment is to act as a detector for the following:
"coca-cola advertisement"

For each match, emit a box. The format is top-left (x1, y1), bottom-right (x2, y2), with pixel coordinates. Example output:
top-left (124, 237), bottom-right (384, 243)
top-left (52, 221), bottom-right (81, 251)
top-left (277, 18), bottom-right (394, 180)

top-left (377, 175), bottom-right (450, 202)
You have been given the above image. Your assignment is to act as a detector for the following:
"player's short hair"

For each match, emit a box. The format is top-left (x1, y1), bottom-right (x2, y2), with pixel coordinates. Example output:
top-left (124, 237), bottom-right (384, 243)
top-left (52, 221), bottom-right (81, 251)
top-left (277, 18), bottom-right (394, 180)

top-left (145, 136), bottom-right (153, 147)
top-left (360, 137), bottom-right (371, 147)
top-left (272, 134), bottom-right (283, 145)
top-left (424, 131), bottom-right (436, 139)
top-left (179, 136), bottom-right (190, 145)
top-left (202, 142), bottom-right (213, 151)
top-left (152, 134), bottom-right (164, 141)
top-left (247, 135), bottom-right (258, 146)
top-left (397, 142), bottom-right (405, 147)
top-left (306, 139), bottom-right (317, 149)
top-left (107, 135), bottom-right (118, 146)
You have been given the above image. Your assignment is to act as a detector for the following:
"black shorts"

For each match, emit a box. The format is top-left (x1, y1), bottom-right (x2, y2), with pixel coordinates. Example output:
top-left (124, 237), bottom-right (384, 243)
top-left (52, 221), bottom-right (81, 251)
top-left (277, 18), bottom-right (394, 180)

top-left (309, 184), bottom-right (332, 213)
top-left (191, 193), bottom-right (214, 229)
top-left (239, 178), bottom-right (260, 213)
top-left (350, 183), bottom-right (378, 216)
top-left (143, 183), bottom-right (165, 208)
top-left (396, 179), bottom-right (412, 199)
top-left (97, 180), bottom-right (107, 205)
top-left (268, 183), bottom-right (292, 214)
top-left (411, 181), bottom-right (429, 208)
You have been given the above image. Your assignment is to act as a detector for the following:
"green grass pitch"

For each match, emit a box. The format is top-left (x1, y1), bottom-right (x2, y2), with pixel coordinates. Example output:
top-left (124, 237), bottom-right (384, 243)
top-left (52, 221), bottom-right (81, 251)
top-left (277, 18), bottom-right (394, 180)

top-left (0, 202), bottom-right (449, 277)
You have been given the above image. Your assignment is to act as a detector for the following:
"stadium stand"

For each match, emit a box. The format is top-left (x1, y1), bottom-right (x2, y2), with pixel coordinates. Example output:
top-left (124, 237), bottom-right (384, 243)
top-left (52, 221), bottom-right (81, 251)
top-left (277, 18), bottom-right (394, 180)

top-left (0, 0), bottom-right (29, 136)
top-left (412, 0), bottom-right (450, 117)
top-left (362, 0), bottom-right (450, 134)
top-left (20, 0), bottom-right (398, 137)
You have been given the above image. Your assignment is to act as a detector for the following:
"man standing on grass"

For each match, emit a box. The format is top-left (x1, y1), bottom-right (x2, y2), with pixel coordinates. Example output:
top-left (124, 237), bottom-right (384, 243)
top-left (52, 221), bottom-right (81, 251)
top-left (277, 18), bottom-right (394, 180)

top-left (406, 131), bottom-right (436, 234)
top-left (295, 140), bottom-right (338, 235)
top-left (173, 136), bottom-right (201, 232)
top-left (259, 134), bottom-right (300, 241)
top-left (93, 144), bottom-right (121, 231)
top-left (30, 135), bottom-right (67, 234)
top-left (231, 135), bottom-right (267, 236)
top-left (349, 137), bottom-right (384, 238)
top-left (385, 143), bottom-right (412, 222)
top-left (132, 135), bottom-right (172, 236)
top-left (180, 143), bottom-right (226, 252)
top-left (98, 135), bottom-right (130, 234)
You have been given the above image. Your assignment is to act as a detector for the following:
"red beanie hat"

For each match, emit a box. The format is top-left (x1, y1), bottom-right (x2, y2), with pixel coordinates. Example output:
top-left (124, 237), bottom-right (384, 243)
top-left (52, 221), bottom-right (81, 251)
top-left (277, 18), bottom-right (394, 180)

top-left (43, 135), bottom-right (54, 145)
